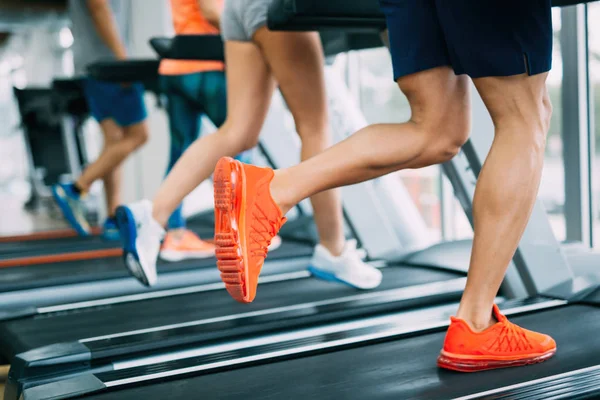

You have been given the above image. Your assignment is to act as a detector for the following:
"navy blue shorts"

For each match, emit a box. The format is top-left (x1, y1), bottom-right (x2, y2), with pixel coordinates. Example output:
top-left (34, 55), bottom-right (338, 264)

top-left (379, 0), bottom-right (553, 80)
top-left (83, 78), bottom-right (148, 127)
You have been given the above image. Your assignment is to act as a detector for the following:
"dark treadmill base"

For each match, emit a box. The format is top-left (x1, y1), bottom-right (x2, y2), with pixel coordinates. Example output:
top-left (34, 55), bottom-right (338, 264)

top-left (0, 239), bottom-right (312, 293)
top-left (0, 265), bottom-right (461, 361)
top-left (0, 220), bottom-right (213, 261)
top-left (0, 236), bottom-right (119, 260)
top-left (81, 305), bottom-right (600, 400)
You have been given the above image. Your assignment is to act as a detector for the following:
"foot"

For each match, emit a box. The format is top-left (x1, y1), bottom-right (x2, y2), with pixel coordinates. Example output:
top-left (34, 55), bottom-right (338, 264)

top-left (101, 217), bottom-right (120, 241)
top-left (437, 304), bottom-right (557, 372)
top-left (213, 157), bottom-right (287, 303)
top-left (308, 239), bottom-right (382, 289)
top-left (160, 229), bottom-right (216, 261)
top-left (115, 200), bottom-right (165, 286)
top-left (51, 183), bottom-right (90, 236)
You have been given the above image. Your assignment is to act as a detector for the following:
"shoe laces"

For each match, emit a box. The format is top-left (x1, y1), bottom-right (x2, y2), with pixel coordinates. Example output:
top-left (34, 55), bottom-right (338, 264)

top-left (491, 320), bottom-right (533, 353)
top-left (342, 239), bottom-right (368, 261)
top-left (250, 212), bottom-right (284, 259)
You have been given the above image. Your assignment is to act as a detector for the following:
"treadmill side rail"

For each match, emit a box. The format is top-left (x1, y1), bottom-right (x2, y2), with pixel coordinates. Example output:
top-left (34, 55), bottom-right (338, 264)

top-left (8, 342), bottom-right (92, 400)
top-left (20, 374), bottom-right (105, 400)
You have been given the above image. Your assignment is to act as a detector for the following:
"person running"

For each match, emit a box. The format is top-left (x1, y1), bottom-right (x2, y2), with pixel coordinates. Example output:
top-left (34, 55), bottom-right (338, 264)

top-left (156, 0), bottom-right (259, 262)
top-left (115, 0), bottom-right (381, 288)
top-left (213, 0), bottom-right (557, 372)
top-left (53, 0), bottom-right (149, 240)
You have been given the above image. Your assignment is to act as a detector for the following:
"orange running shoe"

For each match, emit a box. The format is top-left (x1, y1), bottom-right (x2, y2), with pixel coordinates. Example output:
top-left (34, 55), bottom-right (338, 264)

top-left (213, 157), bottom-right (286, 303)
top-left (160, 230), bottom-right (216, 262)
top-left (437, 304), bottom-right (556, 372)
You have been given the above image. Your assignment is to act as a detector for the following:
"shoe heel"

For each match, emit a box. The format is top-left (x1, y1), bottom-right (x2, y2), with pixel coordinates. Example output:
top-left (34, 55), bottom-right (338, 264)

top-left (214, 158), bottom-right (247, 302)
top-left (115, 206), bottom-right (137, 257)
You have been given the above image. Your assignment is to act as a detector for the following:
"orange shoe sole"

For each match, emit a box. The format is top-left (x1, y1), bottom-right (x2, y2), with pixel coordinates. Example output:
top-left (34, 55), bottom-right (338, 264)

top-left (437, 349), bottom-right (556, 372)
top-left (214, 157), bottom-right (251, 303)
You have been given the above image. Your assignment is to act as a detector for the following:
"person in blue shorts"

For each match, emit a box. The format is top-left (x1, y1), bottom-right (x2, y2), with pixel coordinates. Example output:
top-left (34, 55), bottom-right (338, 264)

top-left (52, 0), bottom-right (149, 240)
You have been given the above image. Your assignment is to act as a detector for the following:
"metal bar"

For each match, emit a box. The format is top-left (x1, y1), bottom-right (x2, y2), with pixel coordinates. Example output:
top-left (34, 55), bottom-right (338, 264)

top-left (561, 5), bottom-right (593, 245)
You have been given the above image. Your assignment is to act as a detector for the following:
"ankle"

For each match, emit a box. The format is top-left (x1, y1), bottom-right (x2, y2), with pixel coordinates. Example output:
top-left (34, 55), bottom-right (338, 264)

top-left (270, 170), bottom-right (295, 215)
top-left (73, 181), bottom-right (87, 194)
top-left (168, 228), bottom-right (186, 240)
top-left (320, 238), bottom-right (345, 257)
top-left (455, 305), bottom-right (497, 333)
top-left (151, 207), bottom-right (169, 229)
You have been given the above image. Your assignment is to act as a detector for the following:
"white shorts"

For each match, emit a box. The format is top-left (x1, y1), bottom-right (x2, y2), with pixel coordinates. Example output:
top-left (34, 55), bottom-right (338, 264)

top-left (221, 0), bottom-right (271, 42)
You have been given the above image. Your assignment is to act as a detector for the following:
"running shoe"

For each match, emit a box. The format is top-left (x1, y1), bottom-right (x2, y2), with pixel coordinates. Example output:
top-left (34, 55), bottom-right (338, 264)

top-left (51, 182), bottom-right (90, 236)
top-left (308, 239), bottom-right (382, 289)
top-left (437, 304), bottom-right (557, 372)
top-left (101, 217), bottom-right (120, 241)
top-left (160, 229), bottom-right (216, 261)
top-left (213, 157), bottom-right (286, 303)
top-left (115, 200), bottom-right (165, 286)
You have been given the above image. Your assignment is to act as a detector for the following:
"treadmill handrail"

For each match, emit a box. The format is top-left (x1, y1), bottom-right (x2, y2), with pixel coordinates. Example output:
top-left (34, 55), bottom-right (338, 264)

top-left (86, 59), bottom-right (160, 84)
top-left (149, 35), bottom-right (225, 61)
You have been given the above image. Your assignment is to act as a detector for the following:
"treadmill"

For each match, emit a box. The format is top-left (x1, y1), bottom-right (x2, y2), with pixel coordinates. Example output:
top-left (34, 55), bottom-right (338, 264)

top-left (11, 1), bottom-right (600, 399)
top-left (0, 59), bottom-right (314, 311)
top-left (0, 35), bottom-right (473, 400)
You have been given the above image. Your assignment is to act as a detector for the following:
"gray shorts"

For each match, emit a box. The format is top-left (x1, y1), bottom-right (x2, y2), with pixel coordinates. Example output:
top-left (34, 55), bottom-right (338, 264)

top-left (221, 0), bottom-right (270, 42)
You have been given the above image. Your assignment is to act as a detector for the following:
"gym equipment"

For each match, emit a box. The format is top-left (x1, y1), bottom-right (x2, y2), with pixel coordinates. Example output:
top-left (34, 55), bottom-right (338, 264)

top-left (11, 1), bottom-right (598, 399)
top-left (1, 34), bottom-right (471, 400)
top-left (13, 79), bottom-right (89, 214)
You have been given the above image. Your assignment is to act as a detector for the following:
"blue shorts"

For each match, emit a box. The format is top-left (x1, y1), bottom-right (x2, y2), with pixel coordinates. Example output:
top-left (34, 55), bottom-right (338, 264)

top-left (380, 0), bottom-right (553, 80)
top-left (82, 78), bottom-right (147, 126)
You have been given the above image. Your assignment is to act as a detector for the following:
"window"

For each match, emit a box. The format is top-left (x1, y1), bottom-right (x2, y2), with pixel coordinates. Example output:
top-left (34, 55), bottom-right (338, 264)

top-left (539, 9), bottom-right (566, 241)
top-left (589, 3), bottom-right (600, 247)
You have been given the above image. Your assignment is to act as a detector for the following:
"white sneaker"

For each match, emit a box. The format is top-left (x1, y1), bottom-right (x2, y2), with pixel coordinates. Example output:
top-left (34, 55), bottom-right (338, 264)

top-left (115, 200), bottom-right (165, 286)
top-left (268, 235), bottom-right (283, 252)
top-left (308, 239), bottom-right (382, 289)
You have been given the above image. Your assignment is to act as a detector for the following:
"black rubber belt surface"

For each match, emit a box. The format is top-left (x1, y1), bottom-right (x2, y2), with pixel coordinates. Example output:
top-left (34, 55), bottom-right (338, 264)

top-left (0, 239), bottom-right (313, 293)
top-left (82, 305), bottom-right (600, 400)
top-left (0, 265), bottom-right (461, 360)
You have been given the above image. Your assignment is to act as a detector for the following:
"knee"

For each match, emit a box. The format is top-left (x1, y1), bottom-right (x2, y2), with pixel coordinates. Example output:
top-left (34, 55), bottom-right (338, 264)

top-left (128, 125), bottom-right (149, 150)
top-left (220, 120), bottom-right (261, 153)
top-left (494, 90), bottom-right (552, 154)
top-left (295, 118), bottom-right (329, 144)
top-left (419, 109), bottom-right (471, 164)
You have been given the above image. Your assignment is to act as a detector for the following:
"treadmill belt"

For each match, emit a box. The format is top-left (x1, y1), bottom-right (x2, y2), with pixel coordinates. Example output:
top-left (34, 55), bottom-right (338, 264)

top-left (81, 305), bottom-right (600, 400)
top-left (0, 265), bottom-right (460, 360)
top-left (0, 239), bottom-right (313, 293)
top-left (0, 236), bottom-right (118, 260)
top-left (0, 219), bottom-right (213, 261)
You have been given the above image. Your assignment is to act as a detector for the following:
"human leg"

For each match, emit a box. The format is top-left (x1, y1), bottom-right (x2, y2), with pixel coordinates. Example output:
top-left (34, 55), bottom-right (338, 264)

top-left (52, 80), bottom-right (147, 236)
top-left (76, 82), bottom-right (148, 191)
top-left (435, 0), bottom-right (556, 371)
top-left (99, 119), bottom-right (123, 240)
top-left (116, 40), bottom-right (276, 285)
top-left (252, 27), bottom-right (386, 288)
top-left (159, 73), bottom-right (216, 261)
top-left (213, 66), bottom-right (470, 302)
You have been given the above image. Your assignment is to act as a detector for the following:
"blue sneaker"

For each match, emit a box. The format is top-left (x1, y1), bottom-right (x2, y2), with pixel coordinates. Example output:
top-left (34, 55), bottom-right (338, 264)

top-left (102, 217), bottom-right (121, 241)
top-left (116, 200), bottom-right (164, 286)
top-left (51, 183), bottom-right (90, 236)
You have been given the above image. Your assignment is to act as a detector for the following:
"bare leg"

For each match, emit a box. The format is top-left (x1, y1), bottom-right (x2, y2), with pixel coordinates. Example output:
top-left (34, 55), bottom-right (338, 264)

top-left (152, 41), bottom-right (275, 226)
top-left (270, 67), bottom-right (471, 212)
top-left (98, 119), bottom-right (124, 217)
top-left (254, 29), bottom-right (344, 255)
top-left (76, 120), bottom-right (148, 191)
top-left (456, 73), bottom-right (552, 331)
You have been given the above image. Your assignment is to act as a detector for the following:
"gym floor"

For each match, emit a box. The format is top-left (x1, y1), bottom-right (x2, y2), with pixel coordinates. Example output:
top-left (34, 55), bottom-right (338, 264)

top-left (0, 193), bottom-right (69, 236)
